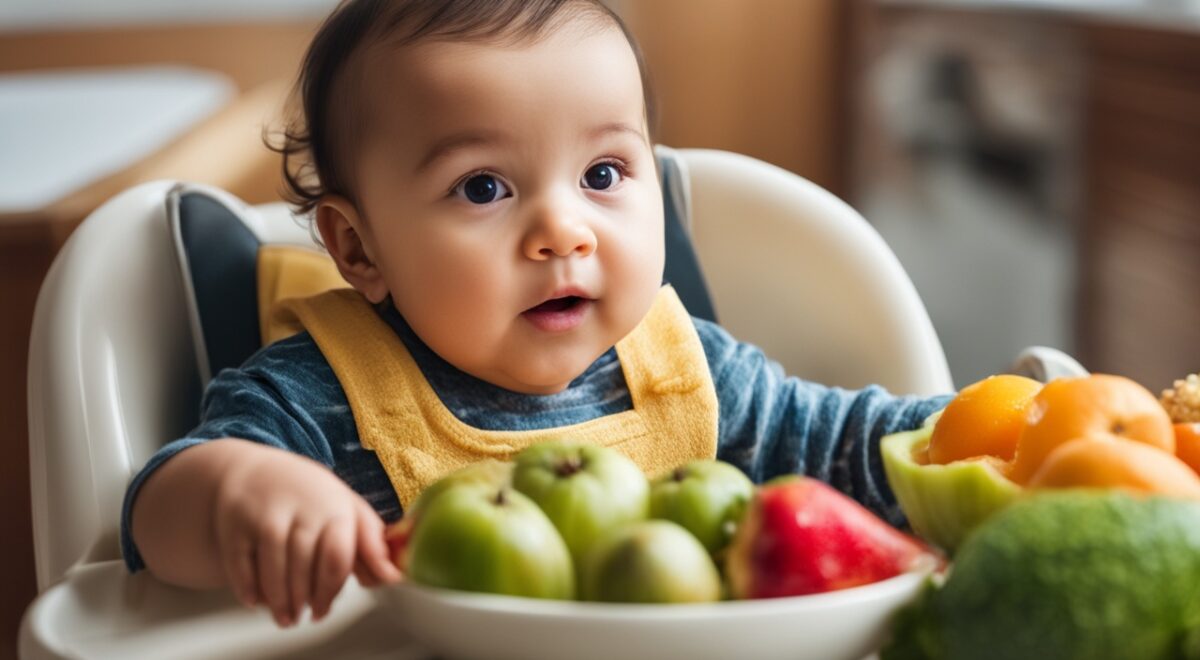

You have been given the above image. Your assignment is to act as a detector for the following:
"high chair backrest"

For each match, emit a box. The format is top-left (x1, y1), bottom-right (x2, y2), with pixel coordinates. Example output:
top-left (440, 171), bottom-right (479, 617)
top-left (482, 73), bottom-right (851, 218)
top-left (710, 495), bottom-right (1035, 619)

top-left (682, 149), bottom-right (951, 396)
top-left (26, 148), bottom-right (952, 591)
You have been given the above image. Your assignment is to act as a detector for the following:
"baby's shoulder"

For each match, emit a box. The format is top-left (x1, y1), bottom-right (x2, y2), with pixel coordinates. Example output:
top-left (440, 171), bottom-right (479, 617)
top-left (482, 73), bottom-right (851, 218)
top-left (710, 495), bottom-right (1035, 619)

top-left (689, 315), bottom-right (734, 349)
top-left (688, 315), bottom-right (759, 374)
top-left (210, 331), bottom-right (340, 402)
top-left (243, 330), bottom-right (329, 371)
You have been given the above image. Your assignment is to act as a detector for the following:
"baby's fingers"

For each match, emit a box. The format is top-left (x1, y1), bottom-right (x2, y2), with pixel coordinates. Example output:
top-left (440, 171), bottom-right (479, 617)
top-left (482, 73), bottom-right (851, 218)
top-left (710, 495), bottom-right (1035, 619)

top-left (354, 557), bottom-right (381, 588)
top-left (311, 515), bottom-right (356, 622)
top-left (287, 522), bottom-right (321, 624)
top-left (355, 501), bottom-right (403, 585)
top-left (215, 516), bottom-right (258, 609)
top-left (256, 515), bottom-right (295, 627)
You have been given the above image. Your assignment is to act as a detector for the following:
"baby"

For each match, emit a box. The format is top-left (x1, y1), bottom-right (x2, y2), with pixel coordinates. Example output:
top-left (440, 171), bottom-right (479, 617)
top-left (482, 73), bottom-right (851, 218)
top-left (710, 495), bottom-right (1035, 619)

top-left (123, 0), bottom-right (952, 629)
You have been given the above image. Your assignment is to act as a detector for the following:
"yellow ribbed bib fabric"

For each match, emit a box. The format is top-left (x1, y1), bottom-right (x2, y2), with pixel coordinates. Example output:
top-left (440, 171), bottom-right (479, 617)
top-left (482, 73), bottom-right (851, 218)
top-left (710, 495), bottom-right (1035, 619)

top-left (273, 285), bottom-right (718, 508)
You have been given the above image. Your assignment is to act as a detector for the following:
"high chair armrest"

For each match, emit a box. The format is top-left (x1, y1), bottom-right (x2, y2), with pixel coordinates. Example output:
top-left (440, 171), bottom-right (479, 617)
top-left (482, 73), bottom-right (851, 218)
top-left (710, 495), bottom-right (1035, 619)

top-left (1007, 346), bottom-right (1089, 383)
top-left (20, 561), bottom-right (411, 660)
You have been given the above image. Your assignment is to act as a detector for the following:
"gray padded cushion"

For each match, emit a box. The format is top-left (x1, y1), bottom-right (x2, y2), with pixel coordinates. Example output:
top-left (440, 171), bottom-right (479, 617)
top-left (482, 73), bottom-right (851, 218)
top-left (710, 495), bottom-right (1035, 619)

top-left (659, 150), bottom-right (716, 323)
top-left (173, 191), bottom-right (262, 383)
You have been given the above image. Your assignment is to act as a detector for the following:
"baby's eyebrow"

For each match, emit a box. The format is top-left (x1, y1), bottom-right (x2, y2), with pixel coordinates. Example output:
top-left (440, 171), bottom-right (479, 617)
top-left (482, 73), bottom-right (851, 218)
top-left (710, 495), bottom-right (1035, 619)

top-left (416, 122), bottom-right (647, 174)
top-left (416, 129), bottom-right (506, 174)
top-left (589, 121), bottom-right (646, 143)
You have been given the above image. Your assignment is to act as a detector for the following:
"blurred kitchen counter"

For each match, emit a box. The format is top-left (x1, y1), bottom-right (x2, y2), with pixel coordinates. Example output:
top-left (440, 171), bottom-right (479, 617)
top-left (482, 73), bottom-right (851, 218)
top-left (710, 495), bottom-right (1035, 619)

top-left (0, 75), bottom-right (291, 245)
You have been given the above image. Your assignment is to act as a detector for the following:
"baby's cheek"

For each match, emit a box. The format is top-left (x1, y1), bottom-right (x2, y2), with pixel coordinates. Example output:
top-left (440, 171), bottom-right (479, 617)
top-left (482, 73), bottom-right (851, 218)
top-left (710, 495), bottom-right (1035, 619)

top-left (604, 268), bottom-right (661, 340)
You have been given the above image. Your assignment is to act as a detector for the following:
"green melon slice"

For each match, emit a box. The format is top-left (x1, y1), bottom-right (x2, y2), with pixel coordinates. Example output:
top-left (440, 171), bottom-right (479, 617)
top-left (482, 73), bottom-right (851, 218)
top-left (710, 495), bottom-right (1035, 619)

top-left (881, 420), bottom-right (1023, 554)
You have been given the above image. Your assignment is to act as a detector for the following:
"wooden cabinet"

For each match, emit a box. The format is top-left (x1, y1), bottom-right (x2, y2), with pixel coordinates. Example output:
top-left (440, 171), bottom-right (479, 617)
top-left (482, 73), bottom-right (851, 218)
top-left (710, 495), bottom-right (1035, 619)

top-left (620, 0), bottom-right (846, 195)
top-left (1077, 24), bottom-right (1200, 388)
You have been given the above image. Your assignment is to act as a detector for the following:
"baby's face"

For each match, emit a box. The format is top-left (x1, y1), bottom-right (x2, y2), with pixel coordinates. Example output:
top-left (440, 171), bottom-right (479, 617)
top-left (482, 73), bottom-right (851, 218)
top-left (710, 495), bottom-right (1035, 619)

top-left (349, 22), bottom-right (664, 394)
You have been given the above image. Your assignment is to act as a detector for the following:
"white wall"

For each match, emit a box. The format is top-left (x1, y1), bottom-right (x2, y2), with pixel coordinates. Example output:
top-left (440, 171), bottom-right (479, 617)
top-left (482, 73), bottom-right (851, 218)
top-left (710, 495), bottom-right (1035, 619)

top-left (0, 0), bottom-right (339, 32)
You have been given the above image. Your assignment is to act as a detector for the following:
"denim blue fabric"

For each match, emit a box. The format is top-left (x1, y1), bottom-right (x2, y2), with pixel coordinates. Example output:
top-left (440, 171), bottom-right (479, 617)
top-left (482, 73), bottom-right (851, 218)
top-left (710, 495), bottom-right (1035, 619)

top-left (120, 304), bottom-right (952, 571)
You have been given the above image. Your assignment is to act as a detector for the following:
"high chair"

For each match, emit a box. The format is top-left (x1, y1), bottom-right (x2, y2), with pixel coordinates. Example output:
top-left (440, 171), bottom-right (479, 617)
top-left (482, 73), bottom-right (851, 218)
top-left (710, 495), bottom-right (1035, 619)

top-left (20, 148), bottom-right (956, 659)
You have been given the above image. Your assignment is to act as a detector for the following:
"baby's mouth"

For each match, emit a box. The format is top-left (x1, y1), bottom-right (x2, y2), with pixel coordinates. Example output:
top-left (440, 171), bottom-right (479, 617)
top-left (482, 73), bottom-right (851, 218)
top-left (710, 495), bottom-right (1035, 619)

top-left (525, 296), bottom-right (587, 314)
top-left (521, 295), bottom-right (594, 332)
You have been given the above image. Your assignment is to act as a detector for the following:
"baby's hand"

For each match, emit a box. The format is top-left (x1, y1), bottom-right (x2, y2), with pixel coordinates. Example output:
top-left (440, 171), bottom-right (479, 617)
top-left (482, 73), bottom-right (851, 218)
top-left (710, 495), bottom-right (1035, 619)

top-left (212, 446), bottom-right (402, 626)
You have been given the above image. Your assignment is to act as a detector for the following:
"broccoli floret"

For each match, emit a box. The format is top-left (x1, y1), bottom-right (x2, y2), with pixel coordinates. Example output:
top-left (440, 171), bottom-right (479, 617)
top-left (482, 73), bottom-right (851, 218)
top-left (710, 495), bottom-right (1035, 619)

top-left (1162, 374), bottom-right (1200, 424)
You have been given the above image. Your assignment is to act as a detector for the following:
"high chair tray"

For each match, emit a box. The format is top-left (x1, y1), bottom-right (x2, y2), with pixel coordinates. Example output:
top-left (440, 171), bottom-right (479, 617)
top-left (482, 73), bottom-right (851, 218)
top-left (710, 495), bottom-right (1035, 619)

top-left (19, 561), bottom-right (430, 659)
top-left (20, 559), bottom-right (903, 660)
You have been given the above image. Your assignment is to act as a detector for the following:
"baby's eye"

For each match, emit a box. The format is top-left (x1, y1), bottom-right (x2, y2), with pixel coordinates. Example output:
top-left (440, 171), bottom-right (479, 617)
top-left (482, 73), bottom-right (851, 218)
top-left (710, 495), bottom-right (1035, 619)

top-left (581, 163), bottom-right (623, 191)
top-left (454, 173), bottom-right (510, 204)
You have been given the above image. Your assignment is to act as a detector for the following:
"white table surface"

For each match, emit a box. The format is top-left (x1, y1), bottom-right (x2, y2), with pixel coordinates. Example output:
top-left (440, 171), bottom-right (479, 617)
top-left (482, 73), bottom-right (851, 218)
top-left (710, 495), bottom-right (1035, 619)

top-left (0, 65), bottom-right (234, 214)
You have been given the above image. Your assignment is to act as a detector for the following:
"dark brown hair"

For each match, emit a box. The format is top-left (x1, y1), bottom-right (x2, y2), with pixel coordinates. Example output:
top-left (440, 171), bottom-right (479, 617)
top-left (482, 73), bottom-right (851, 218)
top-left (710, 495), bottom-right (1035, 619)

top-left (267, 0), bottom-right (655, 217)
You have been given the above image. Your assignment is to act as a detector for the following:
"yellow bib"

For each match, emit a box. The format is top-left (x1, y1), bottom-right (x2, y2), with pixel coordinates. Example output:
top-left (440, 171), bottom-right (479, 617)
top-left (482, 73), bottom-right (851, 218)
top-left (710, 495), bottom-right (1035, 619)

top-left (274, 286), bottom-right (718, 508)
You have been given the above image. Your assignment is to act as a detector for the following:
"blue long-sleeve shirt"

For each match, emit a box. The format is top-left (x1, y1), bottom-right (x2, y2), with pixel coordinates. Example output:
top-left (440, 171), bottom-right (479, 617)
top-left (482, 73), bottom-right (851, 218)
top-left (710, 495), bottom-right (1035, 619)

top-left (120, 304), bottom-right (951, 571)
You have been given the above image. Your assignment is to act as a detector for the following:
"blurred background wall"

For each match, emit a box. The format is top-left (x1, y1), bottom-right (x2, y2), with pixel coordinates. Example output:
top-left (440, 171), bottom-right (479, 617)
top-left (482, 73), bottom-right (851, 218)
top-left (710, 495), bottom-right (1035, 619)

top-left (3, 1), bottom-right (1199, 657)
top-left (617, 0), bottom-right (846, 194)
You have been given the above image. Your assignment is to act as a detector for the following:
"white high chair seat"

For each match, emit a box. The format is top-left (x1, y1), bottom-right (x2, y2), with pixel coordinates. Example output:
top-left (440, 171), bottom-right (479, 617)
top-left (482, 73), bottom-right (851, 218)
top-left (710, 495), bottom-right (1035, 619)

top-left (21, 149), bottom-right (953, 659)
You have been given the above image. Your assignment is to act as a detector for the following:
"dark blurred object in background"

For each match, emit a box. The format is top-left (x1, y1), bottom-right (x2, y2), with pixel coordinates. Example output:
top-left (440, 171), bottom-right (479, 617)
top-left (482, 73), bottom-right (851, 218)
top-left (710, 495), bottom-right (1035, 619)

top-left (848, 5), bottom-right (1082, 387)
top-left (847, 0), bottom-right (1200, 390)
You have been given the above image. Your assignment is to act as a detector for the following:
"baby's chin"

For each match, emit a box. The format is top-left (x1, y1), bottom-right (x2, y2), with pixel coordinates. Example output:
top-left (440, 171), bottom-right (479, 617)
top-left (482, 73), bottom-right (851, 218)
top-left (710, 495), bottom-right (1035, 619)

top-left (478, 351), bottom-right (602, 395)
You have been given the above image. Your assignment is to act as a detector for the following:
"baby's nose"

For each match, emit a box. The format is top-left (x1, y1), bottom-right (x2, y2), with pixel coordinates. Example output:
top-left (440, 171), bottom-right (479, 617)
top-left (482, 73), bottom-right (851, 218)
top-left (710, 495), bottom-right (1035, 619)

top-left (523, 210), bottom-right (597, 260)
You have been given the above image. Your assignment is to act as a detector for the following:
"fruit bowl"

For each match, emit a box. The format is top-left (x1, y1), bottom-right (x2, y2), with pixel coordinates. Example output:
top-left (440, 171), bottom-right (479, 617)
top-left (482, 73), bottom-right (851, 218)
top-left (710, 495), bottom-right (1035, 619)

top-left (372, 556), bottom-right (938, 660)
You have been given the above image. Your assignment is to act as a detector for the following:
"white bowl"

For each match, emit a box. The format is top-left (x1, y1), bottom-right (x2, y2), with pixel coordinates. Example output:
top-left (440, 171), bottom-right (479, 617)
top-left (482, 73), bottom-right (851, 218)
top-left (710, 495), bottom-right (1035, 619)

top-left (373, 558), bottom-right (937, 660)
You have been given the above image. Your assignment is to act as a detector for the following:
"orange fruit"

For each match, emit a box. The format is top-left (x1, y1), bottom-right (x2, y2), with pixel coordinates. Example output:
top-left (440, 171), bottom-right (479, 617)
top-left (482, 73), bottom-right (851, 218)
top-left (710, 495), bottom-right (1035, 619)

top-left (1175, 423), bottom-right (1200, 476)
top-left (1028, 435), bottom-right (1200, 499)
top-left (928, 374), bottom-right (1042, 464)
top-left (1008, 374), bottom-right (1175, 485)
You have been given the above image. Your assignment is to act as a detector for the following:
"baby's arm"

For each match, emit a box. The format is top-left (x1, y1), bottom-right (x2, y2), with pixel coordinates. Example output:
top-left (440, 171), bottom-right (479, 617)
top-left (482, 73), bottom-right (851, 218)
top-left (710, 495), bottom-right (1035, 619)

top-left (697, 319), bottom-right (952, 525)
top-left (123, 334), bottom-right (403, 626)
top-left (131, 438), bottom-right (400, 626)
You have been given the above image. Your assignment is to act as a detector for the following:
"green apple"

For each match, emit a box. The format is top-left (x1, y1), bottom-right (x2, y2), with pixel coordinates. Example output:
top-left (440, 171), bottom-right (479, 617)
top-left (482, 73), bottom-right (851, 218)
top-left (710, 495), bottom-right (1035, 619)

top-left (386, 459), bottom-right (514, 570)
top-left (409, 459), bottom-right (514, 517)
top-left (582, 520), bottom-right (722, 603)
top-left (511, 441), bottom-right (649, 567)
top-left (649, 459), bottom-right (754, 557)
top-left (404, 483), bottom-right (575, 600)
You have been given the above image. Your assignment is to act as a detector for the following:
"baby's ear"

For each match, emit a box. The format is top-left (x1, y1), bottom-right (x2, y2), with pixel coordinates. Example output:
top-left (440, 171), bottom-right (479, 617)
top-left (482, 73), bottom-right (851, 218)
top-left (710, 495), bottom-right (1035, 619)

top-left (315, 196), bottom-right (390, 304)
